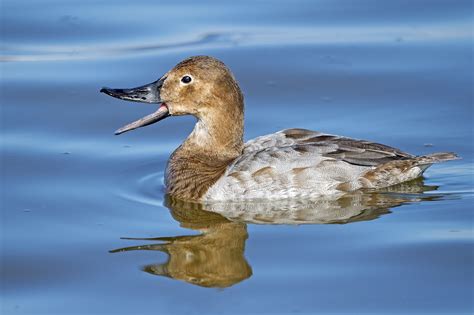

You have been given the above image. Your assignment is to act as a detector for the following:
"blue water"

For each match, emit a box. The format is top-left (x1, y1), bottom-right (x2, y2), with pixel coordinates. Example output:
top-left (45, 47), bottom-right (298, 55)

top-left (1, 1), bottom-right (473, 314)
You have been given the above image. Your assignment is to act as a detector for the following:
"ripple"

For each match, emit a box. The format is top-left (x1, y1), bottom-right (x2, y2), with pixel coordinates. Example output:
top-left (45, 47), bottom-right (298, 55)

top-left (1, 32), bottom-right (239, 62)
top-left (115, 169), bottom-right (166, 207)
top-left (2, 23), bottom-right (471, 62)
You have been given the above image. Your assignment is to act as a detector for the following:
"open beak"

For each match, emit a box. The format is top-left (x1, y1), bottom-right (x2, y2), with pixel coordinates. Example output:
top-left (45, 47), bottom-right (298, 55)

top-left (100, 77), bottom-right (170, 135)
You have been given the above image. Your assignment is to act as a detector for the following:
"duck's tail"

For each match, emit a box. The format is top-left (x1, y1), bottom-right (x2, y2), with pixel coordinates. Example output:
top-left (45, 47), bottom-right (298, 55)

top-left (415, 152), bottom-right (460, 165)
top-left (360, 152), bottom-right (460, 189)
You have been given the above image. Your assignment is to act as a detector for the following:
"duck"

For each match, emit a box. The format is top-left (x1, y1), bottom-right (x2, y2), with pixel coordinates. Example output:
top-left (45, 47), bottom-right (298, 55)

top-left (101, 55), bottom-right (458, 201)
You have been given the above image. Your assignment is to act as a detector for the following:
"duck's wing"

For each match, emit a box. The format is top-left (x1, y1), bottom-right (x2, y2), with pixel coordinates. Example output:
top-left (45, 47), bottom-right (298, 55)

top-left (204, 129), bottom-right (456, 200)
top-left (204, 129), bottom-right (415, 200)
top-left (243, 128), bottom-right (413, 167)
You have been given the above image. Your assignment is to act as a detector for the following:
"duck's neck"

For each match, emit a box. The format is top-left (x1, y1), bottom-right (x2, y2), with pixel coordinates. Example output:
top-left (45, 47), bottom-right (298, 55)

top-left (165, 108), bottom-right (244, 200)
top-left (185, 110), bottom-right (244, 157)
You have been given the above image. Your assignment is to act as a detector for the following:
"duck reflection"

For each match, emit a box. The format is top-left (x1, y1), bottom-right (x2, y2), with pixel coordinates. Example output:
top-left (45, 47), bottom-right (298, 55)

top-left (111, 203), bottom-right (251, 288)
top-left (111, 178), bottom-right (441, 288)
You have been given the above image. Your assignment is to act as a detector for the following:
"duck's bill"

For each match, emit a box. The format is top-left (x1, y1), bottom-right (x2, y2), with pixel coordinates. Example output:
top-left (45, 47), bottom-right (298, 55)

top-left (100, 78), bottom-right (164, 103)
top-left (114, 104), bottom-right (169, 135)
top-left (100, 77), bottom-right (170, 135)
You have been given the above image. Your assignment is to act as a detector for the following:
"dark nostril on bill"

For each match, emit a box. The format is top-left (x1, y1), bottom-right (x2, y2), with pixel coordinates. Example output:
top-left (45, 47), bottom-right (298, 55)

top-left (141, 97), bottom-right (146, 100)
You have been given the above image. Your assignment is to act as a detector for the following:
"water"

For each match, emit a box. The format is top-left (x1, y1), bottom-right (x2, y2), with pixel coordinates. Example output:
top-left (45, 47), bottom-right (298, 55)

top-left (1, 0), bottom-right (473, 314)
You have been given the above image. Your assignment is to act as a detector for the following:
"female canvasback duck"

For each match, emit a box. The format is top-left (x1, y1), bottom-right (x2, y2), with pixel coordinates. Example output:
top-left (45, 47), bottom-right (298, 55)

top-left (101, 56), bottom-right (458, 201)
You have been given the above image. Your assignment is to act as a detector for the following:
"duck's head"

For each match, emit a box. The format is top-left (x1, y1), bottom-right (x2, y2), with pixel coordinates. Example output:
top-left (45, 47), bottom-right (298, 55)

top-left (101, 56), bottom-right (243, 135)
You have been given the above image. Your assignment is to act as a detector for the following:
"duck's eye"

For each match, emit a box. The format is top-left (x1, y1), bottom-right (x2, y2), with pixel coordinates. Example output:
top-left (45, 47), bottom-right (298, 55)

top-left (181, 75), bottom-right (192, 84)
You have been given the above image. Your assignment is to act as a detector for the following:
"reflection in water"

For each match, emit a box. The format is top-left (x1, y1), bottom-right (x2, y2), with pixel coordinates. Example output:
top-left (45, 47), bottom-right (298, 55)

top-left (111, 206), bottom-right (251, 288)
top-left (111, 178), bottom-right (444, 288)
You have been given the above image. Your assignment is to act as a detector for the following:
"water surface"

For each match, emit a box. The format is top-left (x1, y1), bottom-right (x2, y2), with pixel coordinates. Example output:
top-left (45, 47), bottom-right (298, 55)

top-left (1, 1), bottom-right (473, 314)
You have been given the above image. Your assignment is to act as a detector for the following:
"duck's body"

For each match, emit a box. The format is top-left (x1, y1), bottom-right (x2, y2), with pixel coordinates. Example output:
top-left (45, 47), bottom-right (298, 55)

top-left (167, 127), bottom-right (455, 201)
top-left (101, 56), bottom-right (458, 202)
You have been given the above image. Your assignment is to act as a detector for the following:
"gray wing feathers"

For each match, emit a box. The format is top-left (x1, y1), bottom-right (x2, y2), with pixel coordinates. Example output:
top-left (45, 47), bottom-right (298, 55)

top-left (243, 128), bottom-right (412, 168)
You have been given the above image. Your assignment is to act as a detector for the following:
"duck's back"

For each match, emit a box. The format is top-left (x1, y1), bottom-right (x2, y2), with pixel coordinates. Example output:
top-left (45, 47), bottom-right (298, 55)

top-left (203, 129), bottom-right (456, 201)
